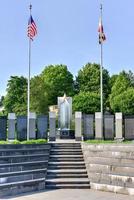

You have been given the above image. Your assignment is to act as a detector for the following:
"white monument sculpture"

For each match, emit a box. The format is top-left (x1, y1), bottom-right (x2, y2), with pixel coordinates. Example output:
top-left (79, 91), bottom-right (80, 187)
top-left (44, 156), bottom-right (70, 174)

top-left (58, 94), bottom-right (72, 138)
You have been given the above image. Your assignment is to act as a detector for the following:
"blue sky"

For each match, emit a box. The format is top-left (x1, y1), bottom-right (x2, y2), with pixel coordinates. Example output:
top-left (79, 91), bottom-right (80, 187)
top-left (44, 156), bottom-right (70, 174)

top-left (0, 0), bottom-right (134, 96)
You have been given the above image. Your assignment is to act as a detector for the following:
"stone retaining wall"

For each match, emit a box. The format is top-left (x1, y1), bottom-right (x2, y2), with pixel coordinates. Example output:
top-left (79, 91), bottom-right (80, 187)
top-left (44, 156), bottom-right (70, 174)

top-left (81, 143), bottom-right (134, 195)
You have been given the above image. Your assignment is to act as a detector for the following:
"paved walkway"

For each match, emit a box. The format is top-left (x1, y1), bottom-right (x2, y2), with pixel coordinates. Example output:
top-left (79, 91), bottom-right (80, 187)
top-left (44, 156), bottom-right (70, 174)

top-left (4, 189), bottom-right (134, 200)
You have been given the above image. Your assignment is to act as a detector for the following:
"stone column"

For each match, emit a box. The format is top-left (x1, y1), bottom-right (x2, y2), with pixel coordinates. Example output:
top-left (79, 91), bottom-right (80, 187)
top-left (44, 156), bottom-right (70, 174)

top-left (8, 113), bottom-right (16, 140)
top-left (75, 112), bottom-right (82, 141)
top-left (29, 112), bottom-right (36, 139)
top-left (49, 112), bottom-right (56, 141)
top-left (95, 112), bottom-right (103, 139)
top-left (115, 113), bottom-right (123, 139)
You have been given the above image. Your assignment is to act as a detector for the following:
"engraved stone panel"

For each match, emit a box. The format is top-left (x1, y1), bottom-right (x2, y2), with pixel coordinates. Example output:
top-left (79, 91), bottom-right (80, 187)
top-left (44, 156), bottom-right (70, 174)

top-left (37, 115), bottom-right (48, 139)
top-left (0, 116), bottom-right (7, 140)
top-left (104, 115), bottom-right (114, 139)
top-left (125, 116), bottom-right (134, 139)
top-left (29, 113), bottom-right (36, 139)
top-left (83, 114), bottom-right (94, 140)
top-left (17, 116), bottom-right (27, 141)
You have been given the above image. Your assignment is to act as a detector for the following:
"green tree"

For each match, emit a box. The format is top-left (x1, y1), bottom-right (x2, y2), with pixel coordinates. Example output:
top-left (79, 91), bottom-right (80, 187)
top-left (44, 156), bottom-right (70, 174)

top-left (30, 76), bottom-right (49, 114)
top-left (0, 96), bottom-right (4, 107)
top-left (76, 63), bottom-right (110, 98)
top-left (109, 74), bottom-right (118, 89)
top-left (110, 70), bottom-right (134, 113)
top-left (110, 88), bottom-right (134, 114)
top-left (41, 65), bottom-right (74, 105)
top-left (73, 92), bottom-right (100, 114)
top-left (4, 76), bottom-right (27, 115)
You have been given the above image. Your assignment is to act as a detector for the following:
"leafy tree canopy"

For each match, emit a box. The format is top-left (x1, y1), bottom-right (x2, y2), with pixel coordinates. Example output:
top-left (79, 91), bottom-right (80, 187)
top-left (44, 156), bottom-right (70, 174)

top-left (30, 75), bottom-right (49, 114)
top-left (4, 76), bottom-right (27, 115)
top-left (73, 92), bottom-right (100, 114)
top-left (110, 88), bottom-right (134, 114)
top-left (41, 64), bottom-right (74, 105)
top-left (76, 63), bottom-right (110, 98)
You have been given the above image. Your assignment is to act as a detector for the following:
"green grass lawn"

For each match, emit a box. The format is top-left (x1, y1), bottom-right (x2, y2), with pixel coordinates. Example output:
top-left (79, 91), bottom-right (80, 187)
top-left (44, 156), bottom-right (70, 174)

top-left (85, 139), bottom-right (134, 144)
top-left (0, 139), bottom-right (47, 145)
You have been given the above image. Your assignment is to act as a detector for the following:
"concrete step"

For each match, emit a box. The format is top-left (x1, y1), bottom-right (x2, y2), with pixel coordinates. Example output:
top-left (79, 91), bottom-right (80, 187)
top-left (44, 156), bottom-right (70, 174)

top-left (86, 163), bottom-right (134, 176)
top-left (45, 178), bottom-right (89, 185)
top-left (50, 155), bottom-right (83, 158)
top-left (46, 174), bottom-right (88, 179)
top-left (51, 149), bottom-right (82, 152)
top-left (90, 182), bottom-right (134, 195)
top-left (49, 158), bottom-right (84, 162)
top-left (0, 148), bottom-right (50, 156)
top-left (48, 165), bottom-right (86, 170)
top-left (0, 153), bottom-right (49, 164)
top-left (0, 160), bottom-right (48, 173)
top-left (48, 161), bottom-right (85, 165)
top-left (0, 168), bottom-right (46, 184)
top-left (0, 178), bottom-right (45, 198)
top-left (51, 151), bottom-right (83, 155)
top-left (47, 169), bottom-right (87, 174)
top-left (88, 172), bottom-right (134, 188)
top-left (45, 184), bottom-right (90, 189)
top-left (52, 146), bottom-right (81, 150)
top-left (51, 143), bottom-right (81, 146)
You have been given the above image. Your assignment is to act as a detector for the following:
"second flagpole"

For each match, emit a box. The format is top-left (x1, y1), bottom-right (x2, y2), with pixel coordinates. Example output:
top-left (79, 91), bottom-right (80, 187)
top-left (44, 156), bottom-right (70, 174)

top-left (27, 4), bottom-right (32, 141)
top-left (100, 4), bottom-right (103, 138)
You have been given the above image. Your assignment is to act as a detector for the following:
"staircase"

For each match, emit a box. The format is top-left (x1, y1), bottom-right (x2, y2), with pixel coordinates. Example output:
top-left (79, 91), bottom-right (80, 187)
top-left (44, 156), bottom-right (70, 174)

top-left (0, 144), bottom-right (51, 198)
top-left (45, 143), bottom-right (90, 189)
top-left (82, 143), bottom-right (134, 195)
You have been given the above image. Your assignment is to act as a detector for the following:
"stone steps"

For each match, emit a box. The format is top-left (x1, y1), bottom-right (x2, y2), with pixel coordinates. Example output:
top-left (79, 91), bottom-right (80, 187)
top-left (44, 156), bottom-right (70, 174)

top-left (47, 169), bottom-right (87, 174)
top-left (50, 151), bottom-right (83, 155)
top-left (48, 165), bottom-right (85, 170)
top-left (47, 174), bottom-right (88, 178)
top-left (48, 161), bottom-right (85, 165)
top-left (45, 184), bottom-right (90, 189)
top-left (49, 158), bottom-right (84, 162)
top-left (51, 149), bottom-right (82, 152)
top-left (46, 178), bottom-right (89, 184)
top-left (46, 143), bottom-right (90, 189)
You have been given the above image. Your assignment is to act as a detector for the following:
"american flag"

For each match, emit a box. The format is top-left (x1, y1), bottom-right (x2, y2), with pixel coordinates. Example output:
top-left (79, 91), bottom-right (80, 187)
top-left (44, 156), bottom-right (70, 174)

top-left (27, 15), bottom-right (37, 40)
top-left (98, 18), bottom-right (106, 44)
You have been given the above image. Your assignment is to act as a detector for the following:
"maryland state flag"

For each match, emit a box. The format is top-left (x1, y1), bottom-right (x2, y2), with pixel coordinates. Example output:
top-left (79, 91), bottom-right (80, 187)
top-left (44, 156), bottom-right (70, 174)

top-left (98, 18), bottom-right (106, 44)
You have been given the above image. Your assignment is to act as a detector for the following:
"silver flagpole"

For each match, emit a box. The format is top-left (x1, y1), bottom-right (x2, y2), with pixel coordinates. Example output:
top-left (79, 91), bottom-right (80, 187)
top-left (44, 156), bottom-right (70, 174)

top-left (100, 4), bottom-right (103, 138)
top-left (27, 4), bottom-right (32, 140)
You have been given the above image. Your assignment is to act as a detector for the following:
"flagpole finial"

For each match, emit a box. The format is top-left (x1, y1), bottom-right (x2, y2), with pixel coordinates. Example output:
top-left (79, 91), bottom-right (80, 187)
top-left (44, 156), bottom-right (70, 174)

top-left (29, 4), bottom-right (32, 10)
top-left (100, 3), bottom-right (102, 10)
